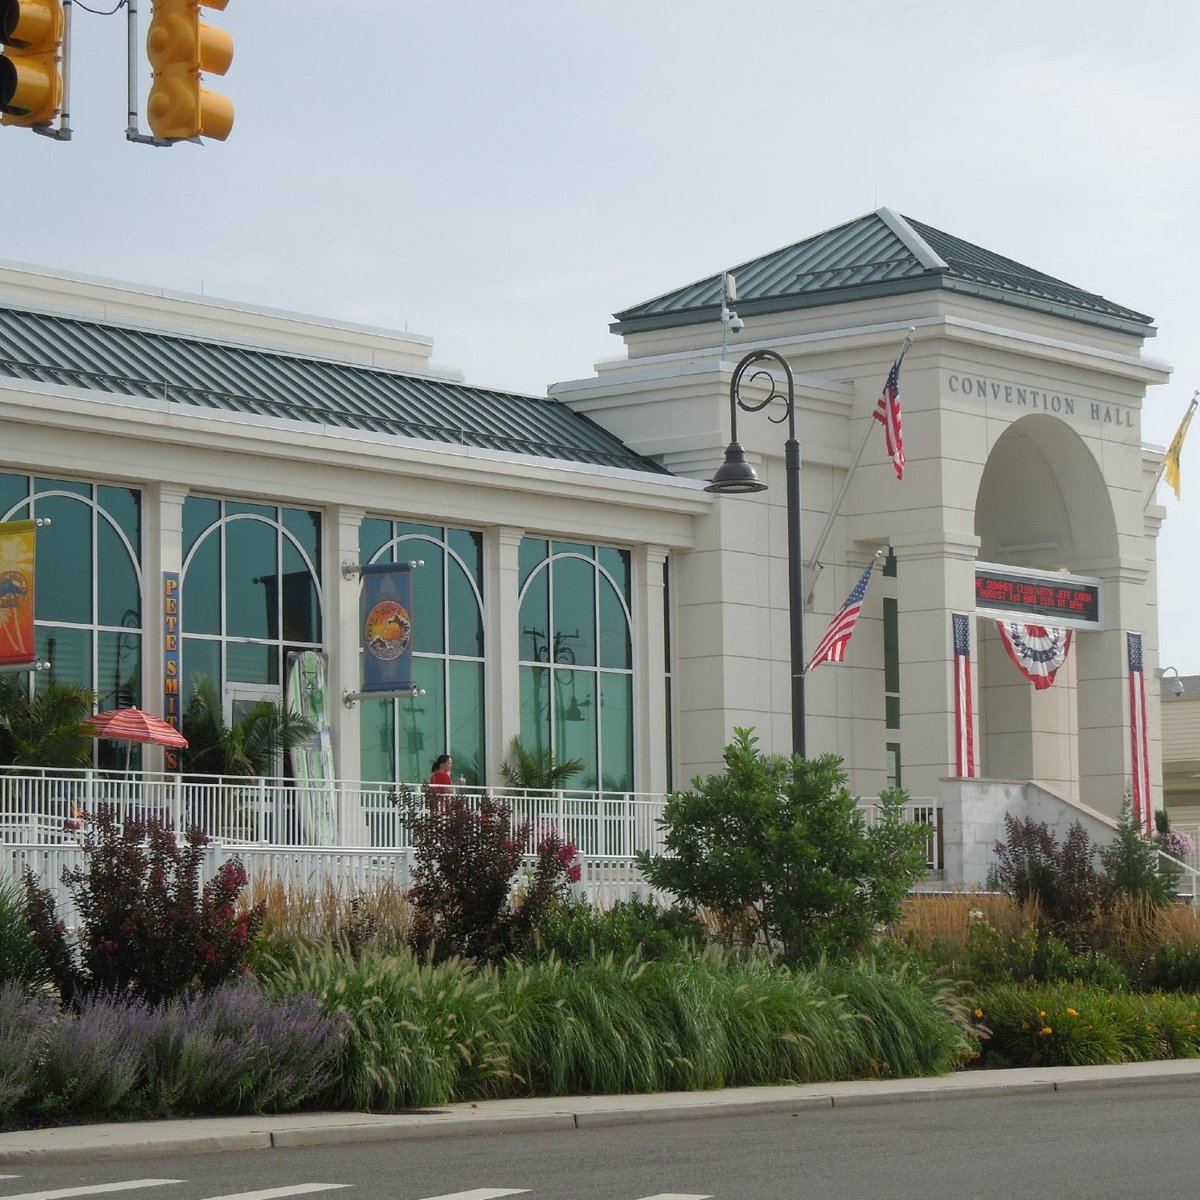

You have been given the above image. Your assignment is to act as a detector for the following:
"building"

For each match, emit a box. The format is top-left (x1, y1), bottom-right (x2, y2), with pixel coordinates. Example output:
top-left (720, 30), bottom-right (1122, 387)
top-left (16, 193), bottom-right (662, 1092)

top-left (0, 210), bottom-right (1174, 878)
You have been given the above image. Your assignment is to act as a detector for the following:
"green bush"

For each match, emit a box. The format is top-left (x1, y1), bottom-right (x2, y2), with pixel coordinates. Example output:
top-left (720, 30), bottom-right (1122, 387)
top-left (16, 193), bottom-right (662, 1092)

top-left (964, 922), bottom-right (1127, 991)
top-left (973, 982), bottom-right (1200, 1067)
top-left (533, 898), bottom-right (704, 963)
top-left (637, 728), bottom-right (929, 965)
top-left (1142, 942), bottom-right (1200, 993)
top-left (0, 876), bottom-right (44, 989)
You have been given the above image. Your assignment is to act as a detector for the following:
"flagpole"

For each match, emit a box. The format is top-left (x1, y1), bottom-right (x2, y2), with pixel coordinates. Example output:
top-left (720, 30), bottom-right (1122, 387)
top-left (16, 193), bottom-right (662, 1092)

top-left (1144, 390), bottom-right (1198, 511)
top-left (805, 331), bottom-right (913, 604)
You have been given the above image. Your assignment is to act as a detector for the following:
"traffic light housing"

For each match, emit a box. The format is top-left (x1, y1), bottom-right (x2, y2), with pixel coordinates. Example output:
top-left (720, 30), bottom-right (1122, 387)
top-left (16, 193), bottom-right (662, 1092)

top-left (147, 0), bottom-right (233, 141)
top-left (0, 0), bottom-right (64, 127)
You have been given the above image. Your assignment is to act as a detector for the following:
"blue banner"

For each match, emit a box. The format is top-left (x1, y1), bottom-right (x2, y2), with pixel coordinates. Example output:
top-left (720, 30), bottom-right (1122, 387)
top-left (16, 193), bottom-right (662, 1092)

top-left (361, 562), bottom-right (414, 694)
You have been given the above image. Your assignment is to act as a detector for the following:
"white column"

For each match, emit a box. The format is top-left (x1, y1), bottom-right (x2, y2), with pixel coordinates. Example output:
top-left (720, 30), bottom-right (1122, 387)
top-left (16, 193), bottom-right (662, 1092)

top-left (485, 526), bottom-right (523, 783)
top-left (632, 545), bottom-right (669, 795)
top-left (328, 506), bottom-right (365, 787)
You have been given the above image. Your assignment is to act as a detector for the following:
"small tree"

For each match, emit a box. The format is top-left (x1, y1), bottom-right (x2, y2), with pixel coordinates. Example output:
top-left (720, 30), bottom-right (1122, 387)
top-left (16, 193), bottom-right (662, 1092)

top-left (498, 736), bottom-right (583, 791)
top-left (23, 807), bottom-right (262, 1007)
top-left (636, 728), bottom-right (928, 965)
top-left (404, 789), bottom-right (579, 963)
top-left (1099, 797), bottom-right (1177, 908)
top-left (0, 680), bottom-right (96, 768)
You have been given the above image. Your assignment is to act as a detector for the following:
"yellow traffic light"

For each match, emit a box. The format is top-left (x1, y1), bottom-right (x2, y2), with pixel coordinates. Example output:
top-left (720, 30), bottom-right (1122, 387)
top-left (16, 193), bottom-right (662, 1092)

top-left (0, 0), bottom-right (65, 127)
top-left (146, 0), bottom-right (233, 142)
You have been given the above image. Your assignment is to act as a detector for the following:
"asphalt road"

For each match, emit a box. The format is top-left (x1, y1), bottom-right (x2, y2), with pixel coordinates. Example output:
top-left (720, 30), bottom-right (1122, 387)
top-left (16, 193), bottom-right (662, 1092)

top-left (2, 1081), bottom-right (1198, 1200)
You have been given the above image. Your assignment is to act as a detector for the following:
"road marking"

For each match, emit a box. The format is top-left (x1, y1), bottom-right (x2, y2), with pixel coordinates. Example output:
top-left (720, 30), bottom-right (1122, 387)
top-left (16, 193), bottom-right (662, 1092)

top-left (0, 1182), bottom-right (184, 1200)
top-left (637, 1195), bottom-right (714, 1199)
top-left (416, 1191), bottom-right (530, 1200)
top-left (201, 1188), bottom-right (351, 1200)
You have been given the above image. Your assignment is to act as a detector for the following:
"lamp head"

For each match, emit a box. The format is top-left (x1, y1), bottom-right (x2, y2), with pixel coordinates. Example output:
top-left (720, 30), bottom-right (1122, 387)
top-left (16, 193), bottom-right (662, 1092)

top-left (706, 442), bottom-right (767, 494)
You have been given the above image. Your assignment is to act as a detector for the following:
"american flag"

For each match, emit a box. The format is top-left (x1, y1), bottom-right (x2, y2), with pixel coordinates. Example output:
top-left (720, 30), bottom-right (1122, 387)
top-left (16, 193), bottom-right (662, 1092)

top-left (952, 613), bottom-right (976, 777)
top-left (1127, 632), bottom-right (1152, 834)
top-left (806, 558), bottom-right (877, 673)
top-left (873, 344), bottom-right (908, 479)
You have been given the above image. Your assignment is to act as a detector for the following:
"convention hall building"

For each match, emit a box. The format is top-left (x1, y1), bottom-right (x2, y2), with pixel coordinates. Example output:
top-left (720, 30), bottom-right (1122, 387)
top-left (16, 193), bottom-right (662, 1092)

top-left (0, 210), bottom-right (1174, 882)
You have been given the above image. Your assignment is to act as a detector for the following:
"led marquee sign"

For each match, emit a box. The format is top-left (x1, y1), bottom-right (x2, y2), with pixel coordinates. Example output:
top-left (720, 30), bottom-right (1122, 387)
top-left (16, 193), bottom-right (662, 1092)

top-left (974, 562), bottom-right (1101, 629)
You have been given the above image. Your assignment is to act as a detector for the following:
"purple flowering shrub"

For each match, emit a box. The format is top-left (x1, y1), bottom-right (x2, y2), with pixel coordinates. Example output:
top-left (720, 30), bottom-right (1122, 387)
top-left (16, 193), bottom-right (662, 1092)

top-left (0, 983), bottom-right (54, 1120)
top-left (23, 807), bottom-right (263, 1007)
top-left (405, 792), bottom-right (580, 963)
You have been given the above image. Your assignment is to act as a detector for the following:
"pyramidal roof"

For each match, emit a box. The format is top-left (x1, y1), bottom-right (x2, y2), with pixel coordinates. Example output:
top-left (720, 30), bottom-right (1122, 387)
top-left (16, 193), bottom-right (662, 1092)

top-left (612, 209), bottom-right (1154, 338)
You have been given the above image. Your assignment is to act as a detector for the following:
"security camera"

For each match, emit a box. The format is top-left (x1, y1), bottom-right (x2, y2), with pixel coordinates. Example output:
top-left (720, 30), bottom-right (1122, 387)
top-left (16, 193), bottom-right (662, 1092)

top-left (728, 312), bottom-right (744, 333)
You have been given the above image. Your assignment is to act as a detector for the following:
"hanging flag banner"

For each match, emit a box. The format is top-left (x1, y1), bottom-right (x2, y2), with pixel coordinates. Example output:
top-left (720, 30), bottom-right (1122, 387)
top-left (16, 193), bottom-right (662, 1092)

top-left (360, 562), bottom-right (415, 695)
top-left (1127, 632), bottom-right (1152, 835)
top-left (952, 612), bottom-right (976, 777)
top-left (0, 520), bottom-right (36, 668)
top-left (996, 622), bottom-right (1072, 690)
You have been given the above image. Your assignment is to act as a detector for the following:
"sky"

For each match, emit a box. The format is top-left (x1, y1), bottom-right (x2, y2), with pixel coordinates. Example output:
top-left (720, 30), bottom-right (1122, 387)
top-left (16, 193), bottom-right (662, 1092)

top-left (6, 0), bottom-right (1200, 666)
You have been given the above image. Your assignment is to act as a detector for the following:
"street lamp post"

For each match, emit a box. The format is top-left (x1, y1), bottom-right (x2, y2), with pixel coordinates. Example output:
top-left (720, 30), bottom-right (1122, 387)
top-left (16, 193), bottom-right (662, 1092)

top-left (705, 350), bottom-right (805, 758)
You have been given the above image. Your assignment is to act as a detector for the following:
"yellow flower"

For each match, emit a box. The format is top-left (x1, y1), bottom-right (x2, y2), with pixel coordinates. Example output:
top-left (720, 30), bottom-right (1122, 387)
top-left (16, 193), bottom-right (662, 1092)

top-left (974, 1007), bottom-right (984, 1019)
top-left (1041, 1026), bottom-right (1053, 1036)
top-left (1066, 1008), bottom-right (1078, 1017)
top-left (1038, 1009), bottom-right (1047, 1017)
top-left (1021, 1021), bottom-right (1029, 1030)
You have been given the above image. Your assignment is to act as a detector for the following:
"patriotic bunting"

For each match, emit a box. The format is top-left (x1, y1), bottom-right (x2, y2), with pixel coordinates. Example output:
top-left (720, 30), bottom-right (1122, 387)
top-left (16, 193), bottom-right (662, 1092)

top-left (996, 622), bottom-right (1072, 690)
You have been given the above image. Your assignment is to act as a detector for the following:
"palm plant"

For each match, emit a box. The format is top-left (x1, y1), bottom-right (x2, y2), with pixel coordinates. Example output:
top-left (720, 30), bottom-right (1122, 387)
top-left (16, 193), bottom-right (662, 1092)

top-left (498, 736), bottom-right (583, 790)
top-left (0, 679), bottom-right (96, 768)
top-left (182, 675), bottom-right (316, 777)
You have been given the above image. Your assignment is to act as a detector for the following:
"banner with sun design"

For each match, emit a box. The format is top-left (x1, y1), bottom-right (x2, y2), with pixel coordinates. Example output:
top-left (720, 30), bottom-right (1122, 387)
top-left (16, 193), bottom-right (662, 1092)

top-left (361, 562), bottom-right (414, 694)
top-left (996, 621), bottom-right (1072, 690)
top-left (0, 521), bottom-right (36, 668)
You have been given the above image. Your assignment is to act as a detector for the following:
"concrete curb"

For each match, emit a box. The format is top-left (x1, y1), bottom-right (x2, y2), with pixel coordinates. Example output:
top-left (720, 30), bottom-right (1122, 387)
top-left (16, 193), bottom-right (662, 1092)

top-left (3, 1061), bottom-right (1200, 1165)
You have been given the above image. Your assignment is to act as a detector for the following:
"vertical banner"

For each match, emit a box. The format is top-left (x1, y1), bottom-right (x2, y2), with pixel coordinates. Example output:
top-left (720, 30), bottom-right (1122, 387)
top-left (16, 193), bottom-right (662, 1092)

top-left (162, 572), bottom-right (183, 769)
top-left (1127, 632), bottom-right (1152, 834)
top-left (361, 562), bottom-right (414, 694)
top-left (952, 612), bottom-right (976, 777)
top-left (0, 520), bottom-right (36, 668)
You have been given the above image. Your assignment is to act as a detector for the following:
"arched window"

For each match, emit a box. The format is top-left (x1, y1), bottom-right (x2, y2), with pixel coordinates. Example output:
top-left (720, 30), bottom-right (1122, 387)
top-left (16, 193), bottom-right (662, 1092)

top-left (359, 519), bottom-right (485, 786)
top-left (1, 472), bottom-right (142, 768)
top-left (180, 497), bottom-right (322, 714)
top-left (518, 538), bottom-right (633, 792)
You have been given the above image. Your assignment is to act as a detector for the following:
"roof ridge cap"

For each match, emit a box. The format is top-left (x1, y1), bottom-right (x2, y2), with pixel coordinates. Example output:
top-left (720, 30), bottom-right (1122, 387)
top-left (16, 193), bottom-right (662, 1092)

top-left (876, 208), bottom-right (948, 271)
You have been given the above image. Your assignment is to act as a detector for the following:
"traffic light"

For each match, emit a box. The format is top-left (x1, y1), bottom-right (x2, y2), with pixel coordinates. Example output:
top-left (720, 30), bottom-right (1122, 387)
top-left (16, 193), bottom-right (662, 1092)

top-left (0, 0), bottom-right (65, 128)
top-left (146, 0), bottom-right (233, 142)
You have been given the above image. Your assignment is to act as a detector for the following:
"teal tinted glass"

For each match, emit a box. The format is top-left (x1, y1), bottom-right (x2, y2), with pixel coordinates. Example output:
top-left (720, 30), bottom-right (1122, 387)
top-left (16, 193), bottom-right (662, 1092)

top-left (885, 695), bottom-right (901, 729)
top-left (599, 547), bottom-right (630, 603)
top-left (227, 501), bottom-right (275, 520)
top-left (518, 537), bottom-right (547, 590)
top-left (98, 628), bottom-right (141, 711)
top-left (397, 521), bottom-right (439, 541)
top-left (552, 554), bottom-right (596, 666)
top-left (182, 638), bottom-right (220, 717)
top-left (665, 676), bottom-right (673, 792)
top-left (37, 625), bottom-right (91, 692)
top-left (519, 567), bottom-right (549, 662)
top-left (281, 537), bottom-right (320, 644)
top-left (447, 558), bottom-right (483, 658)
top-left (519, 665), bottom-right (551, 763)
top-left (404, 539), bottom-right (444, 654)
top-left (98, 486), bottom-right (140, 555)
top-left (360, 518), bottom-right (392, 566)
top-left (401, 657), bottom-right (446, 784)
top-left (183, 529), bottom-right (220, 635)
top-left (449, 659), bottom-right (485, 785)
top-left (183, 496), bottom-right (219, 556)
top-left (601, 672), bottom-right (633, 793)
top-left (283, 508), bottom-right (321, 577)
top-left (227, 640), bottom-right (276, 685)
top-left (883, 597), bottom-right (899, 693)
top-left (556, 668), bottom-right (597, 790)
top-left (598, 576), bottom-right (631, 669)
top-left (663, 559), bottom-right (671, 672)
top-left (37, 493), bottom-right (91, 624)
top-left (36, 477), bottom-right (89, 498)
top-left (226, 517), bottom-right (277, 640)
top-left (97, 516), bottom-right (141, 629)
top-left (553, 541), bottom-right (592, 559)
top-left (449, 528), bottom-right (481, 586)
top-left (359, 699), bottom-right (395, 786)
top-left (0, 473), bottom-right (28, 520)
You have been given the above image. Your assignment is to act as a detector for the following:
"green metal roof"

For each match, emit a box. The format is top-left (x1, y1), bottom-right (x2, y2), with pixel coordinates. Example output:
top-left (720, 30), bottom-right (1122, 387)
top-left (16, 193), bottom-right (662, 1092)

top-left (0, 306), bottom-right (669, 474)
top-left (612, 209), bottom-right (1155, 338)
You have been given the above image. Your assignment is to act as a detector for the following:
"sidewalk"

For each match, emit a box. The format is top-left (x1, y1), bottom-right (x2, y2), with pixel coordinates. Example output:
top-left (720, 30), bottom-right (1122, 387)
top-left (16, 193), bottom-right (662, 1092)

top-left (3, 1060), bottom-right (1200, 1166)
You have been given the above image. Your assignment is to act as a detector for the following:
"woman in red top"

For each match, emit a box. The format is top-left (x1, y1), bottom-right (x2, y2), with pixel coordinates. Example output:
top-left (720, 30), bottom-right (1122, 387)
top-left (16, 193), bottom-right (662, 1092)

top-left (429, 753), bottom-right (454, 795)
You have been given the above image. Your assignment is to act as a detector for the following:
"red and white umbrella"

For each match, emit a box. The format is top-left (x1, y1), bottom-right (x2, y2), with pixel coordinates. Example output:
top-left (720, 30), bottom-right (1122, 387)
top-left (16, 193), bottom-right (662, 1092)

top-left (84, 707), bottom-right (188, 767)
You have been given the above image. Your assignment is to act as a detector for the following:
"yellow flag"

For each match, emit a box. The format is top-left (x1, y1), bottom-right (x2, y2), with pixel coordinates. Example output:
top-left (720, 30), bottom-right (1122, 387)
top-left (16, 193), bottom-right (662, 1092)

top-left (1165, 399), bottom-right (1197, 499)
